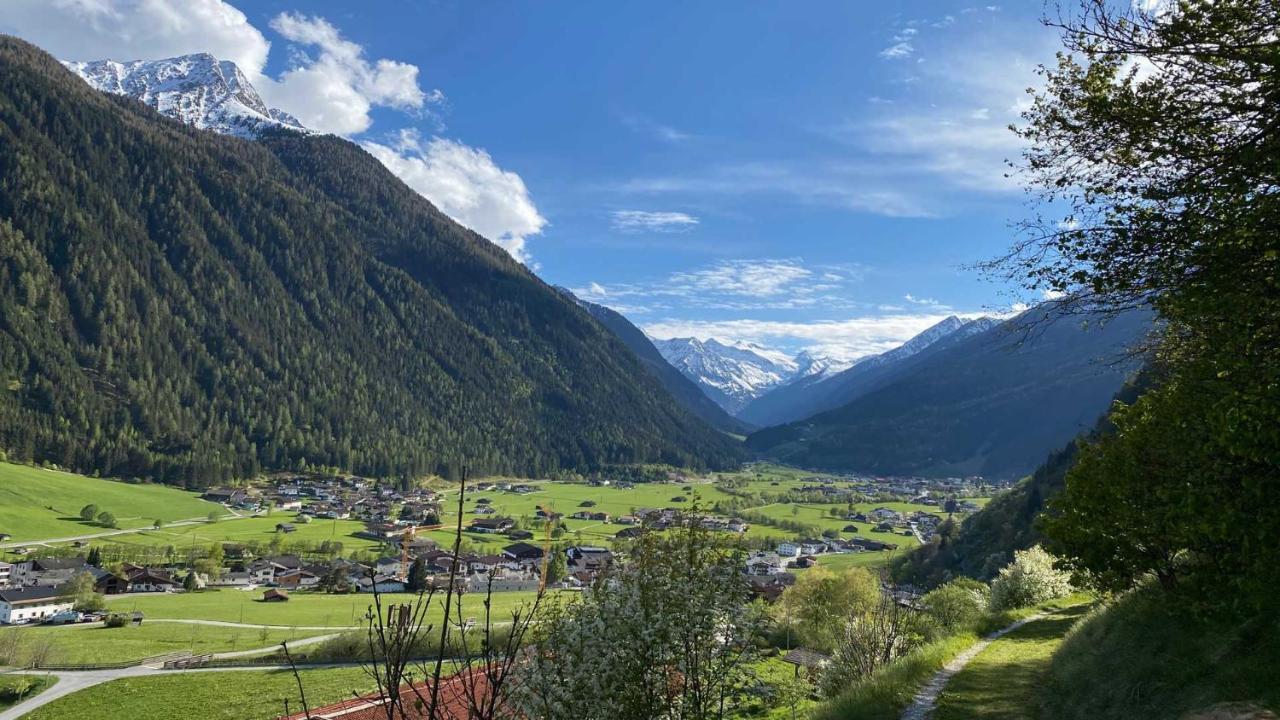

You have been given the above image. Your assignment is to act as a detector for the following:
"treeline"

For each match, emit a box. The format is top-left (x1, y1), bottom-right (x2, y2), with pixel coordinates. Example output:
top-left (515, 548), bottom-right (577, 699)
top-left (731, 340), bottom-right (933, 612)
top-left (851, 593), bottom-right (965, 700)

top-left (0, 39), bottom-right (741, 488)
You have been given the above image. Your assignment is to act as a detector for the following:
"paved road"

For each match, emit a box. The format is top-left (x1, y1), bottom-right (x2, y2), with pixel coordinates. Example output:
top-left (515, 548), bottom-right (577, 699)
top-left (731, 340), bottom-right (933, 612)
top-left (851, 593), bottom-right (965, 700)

top-left (899, 612), bottom-right (1048, 720)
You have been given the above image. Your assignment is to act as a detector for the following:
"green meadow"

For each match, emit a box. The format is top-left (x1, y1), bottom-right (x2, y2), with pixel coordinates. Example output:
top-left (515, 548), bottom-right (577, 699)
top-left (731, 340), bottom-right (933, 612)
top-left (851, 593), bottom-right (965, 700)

top-left (103, 587), bottom-right (547, 628)
top-left (0, 462), bottom-right (227, 544)
top-left (18, 667), bottom-right (374, 720)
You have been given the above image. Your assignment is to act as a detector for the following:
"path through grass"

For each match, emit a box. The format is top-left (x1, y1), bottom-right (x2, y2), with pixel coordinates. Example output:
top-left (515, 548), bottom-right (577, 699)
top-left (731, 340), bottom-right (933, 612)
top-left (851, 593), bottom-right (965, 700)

top-left (932, 601), bottom-right (1093, 720)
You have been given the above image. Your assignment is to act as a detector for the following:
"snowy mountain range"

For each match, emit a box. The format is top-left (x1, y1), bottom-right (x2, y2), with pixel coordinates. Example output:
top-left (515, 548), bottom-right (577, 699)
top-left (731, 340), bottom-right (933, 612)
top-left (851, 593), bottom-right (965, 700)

top-left (652, 337), bottom-right (851, 413)
top-left (655, 315), bottom-right (1000, 421)
top-left (735, 315), bottom-right (1001, 427)
top-left (63, 53), bottom-right (308, 139)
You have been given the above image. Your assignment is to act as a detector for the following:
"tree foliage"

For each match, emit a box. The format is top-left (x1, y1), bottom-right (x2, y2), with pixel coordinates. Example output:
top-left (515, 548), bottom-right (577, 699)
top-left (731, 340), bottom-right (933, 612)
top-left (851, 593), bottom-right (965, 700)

top-left (993, 0), bottom-right (1280, 606)
top-left (775, 566), bottom-right (879, 653)
top-left (515, 521), bottom-right (760, 720)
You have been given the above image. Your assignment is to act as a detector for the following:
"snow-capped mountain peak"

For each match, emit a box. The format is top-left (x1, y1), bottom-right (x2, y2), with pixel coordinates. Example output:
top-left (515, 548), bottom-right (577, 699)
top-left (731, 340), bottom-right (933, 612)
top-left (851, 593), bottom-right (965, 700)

top-left (652, 337), bottom-right (799, 412)
top-left (63, 53), bottom-right (308, 139)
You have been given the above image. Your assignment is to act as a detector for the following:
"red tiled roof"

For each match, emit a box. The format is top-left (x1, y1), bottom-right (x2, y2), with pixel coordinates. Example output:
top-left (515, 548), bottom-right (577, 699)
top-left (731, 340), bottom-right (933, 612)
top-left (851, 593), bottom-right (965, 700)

top-left (278, 669), bottom-right (493, 720)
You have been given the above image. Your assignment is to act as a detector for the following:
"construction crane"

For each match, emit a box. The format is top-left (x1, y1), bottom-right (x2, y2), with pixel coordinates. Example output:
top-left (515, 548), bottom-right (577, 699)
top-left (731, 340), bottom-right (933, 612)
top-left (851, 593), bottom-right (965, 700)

top-left (399, 524), bottom-right (416, 581)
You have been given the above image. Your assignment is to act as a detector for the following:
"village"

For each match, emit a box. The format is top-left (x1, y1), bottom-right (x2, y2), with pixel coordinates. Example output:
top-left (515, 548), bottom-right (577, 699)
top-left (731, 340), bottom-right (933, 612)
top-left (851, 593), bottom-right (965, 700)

top-left (0, 468), bottom-right (987, 627)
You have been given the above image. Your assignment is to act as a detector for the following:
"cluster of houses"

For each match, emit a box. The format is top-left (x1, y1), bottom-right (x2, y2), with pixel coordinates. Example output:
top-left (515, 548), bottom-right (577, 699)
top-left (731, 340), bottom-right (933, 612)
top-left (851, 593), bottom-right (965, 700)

top-left (202, 474), bottom-right (444, 528)
top-left (0, 538), bottom-right (619, 624)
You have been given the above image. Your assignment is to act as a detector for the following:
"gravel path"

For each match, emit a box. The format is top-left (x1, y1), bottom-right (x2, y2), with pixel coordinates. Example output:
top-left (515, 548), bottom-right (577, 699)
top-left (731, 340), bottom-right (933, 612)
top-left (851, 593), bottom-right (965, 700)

top-left (899, 612), bottom-right (1047, 720)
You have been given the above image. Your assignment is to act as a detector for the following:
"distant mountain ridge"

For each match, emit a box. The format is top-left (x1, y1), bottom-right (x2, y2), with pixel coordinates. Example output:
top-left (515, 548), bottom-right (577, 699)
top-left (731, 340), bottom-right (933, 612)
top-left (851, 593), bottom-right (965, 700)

top-left (746, 308), bottom-right (1151, 479)
top-left (63, 53), bottom-right (308, 138)
top-left (738, 315), bottom-right (999, 427)
top-left (653, 337), bottom-right (850, 413)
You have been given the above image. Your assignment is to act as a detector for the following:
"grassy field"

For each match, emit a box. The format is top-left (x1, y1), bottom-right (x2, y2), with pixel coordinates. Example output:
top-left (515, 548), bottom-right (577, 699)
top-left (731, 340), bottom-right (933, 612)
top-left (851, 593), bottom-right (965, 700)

top-left (104, 588), bottom-right (547, 628)
top-left (0, 462), bottom-right (227, 543)
top-left (932, 599), bottom-right (1095, 720)
top-left (6, 623), bottom-right (331, 665)
top-left (89, 515), bottom-right (386, 554)
top-left (19, 667), bottom-right (374, 720)
top-left (0, 674), bottom-right (55, 711)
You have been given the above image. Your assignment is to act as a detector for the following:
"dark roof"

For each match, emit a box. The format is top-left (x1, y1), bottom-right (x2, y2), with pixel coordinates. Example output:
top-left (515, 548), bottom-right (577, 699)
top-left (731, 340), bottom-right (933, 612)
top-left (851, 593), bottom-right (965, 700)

top-left (782, 648), bottom-right (831, 668)
top-left (31, 557), bottom-right (86, 571)
top-left (0, 586), bottom-right (66, 604)
top-left (503, 542), bottom-right (544, 559)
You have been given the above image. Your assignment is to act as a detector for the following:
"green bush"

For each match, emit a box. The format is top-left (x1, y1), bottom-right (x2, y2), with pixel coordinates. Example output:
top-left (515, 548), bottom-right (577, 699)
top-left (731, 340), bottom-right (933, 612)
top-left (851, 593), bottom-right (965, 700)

top-left (921, 578), bottom-right (988, 633)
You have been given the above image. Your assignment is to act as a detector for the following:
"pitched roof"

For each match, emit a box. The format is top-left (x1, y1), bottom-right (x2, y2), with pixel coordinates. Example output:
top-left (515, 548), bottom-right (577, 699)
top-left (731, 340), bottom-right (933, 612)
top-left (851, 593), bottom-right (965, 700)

top-left (0, 586), bottom-right (67, 604)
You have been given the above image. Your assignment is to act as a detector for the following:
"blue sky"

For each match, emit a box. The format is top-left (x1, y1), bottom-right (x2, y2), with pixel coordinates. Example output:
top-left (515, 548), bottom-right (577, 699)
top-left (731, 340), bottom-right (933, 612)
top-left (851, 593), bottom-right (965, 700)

top-left (4, 1), bottom-right (1064, 360)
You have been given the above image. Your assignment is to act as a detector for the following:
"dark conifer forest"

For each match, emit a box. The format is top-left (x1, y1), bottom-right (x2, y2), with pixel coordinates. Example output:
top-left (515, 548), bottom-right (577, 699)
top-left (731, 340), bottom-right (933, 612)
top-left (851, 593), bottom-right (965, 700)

top-left (0, 38), bottom-right (742, 487)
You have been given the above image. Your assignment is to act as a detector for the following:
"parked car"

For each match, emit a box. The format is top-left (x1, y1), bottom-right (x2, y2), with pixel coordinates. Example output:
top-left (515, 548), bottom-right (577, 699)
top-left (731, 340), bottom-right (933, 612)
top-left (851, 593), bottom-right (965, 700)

top-left (43, 610), bottom-right (83, 625)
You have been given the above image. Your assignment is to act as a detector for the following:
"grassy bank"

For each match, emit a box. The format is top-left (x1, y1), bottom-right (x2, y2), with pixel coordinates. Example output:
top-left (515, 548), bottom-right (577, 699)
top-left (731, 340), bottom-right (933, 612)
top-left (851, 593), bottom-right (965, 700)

top-left (1040, 587), bottom-right (1280, 720)
top-left (0, 674), bottom-right (55, 711)
top-left (19, 667), bottom-right (372, 720)
top-left (0, 462), bottom-right (225, 543)
top-left (2, 623), bottom-right (329, 665)
top-left (811, 594), bottom-right (1092, 720)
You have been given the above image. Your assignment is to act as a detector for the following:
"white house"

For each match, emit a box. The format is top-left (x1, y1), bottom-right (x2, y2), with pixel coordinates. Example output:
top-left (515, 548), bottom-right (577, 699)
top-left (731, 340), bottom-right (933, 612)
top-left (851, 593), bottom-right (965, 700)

top-left (776, 542), bottom-right (801, 558)
top-left (0, 587), bottom-right (74, 624)
top-left (0, 562), bottom-right (11, 588)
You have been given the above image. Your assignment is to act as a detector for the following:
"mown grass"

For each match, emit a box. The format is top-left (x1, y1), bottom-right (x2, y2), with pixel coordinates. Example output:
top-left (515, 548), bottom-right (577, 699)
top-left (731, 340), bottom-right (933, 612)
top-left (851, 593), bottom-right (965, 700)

top-left (91, 514), bottom-right (385, 553)
top-left (5, 623), bottom-right (331, 665)
top-left (104, 588), bottom-right (546, 628)
top-left (0, 674), bottom-right (55, 710)
top-left (932, 601), bottom-right (1093, 720)
top-left (1040, 587), bottom-right (1280, 720)
top-left (19, 667), bottom-right (374, 720)
top-left (0, 462), bottom-right (226, 543)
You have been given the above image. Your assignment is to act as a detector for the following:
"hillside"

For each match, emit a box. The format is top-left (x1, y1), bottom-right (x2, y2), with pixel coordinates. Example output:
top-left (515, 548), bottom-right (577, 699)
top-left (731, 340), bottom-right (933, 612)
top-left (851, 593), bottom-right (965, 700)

top-left (0, 461), bottom-right (225, 543)
top-left (562, 292), bottom-right (751, 435)
top-left (891, 374), bottom-right (1151, 587)
top-left (0, 37), bottom-right (741, 487)
top-left (746, 308), bottom-right (1150, 479)
top-left (738, 316), bottom-right (997, 427)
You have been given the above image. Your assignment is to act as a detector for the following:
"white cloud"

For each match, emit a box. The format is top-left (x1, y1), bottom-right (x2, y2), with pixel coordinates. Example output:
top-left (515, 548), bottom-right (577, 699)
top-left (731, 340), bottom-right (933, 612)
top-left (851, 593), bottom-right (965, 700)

top-left (671, 259), bottom-right (813, 298)
top-left (265, 12), bottom-right (437, 136)
top-left (363, 131), bottom-right (546, 263)
top-left (1, 0), bottom-right (270, 73)
top-left (879, 42), bottom-right (914, 60)
top-left (830, 18), bottom-right (1058, 195)
top-left (620, 114), bottom-right (690, 143)
top-left (642, 312), bottom-right (983, 362)
top-left (904, 293), bottom-right (945, 307)
top-left (611, 210), bottom-right (699, 233)
top-left (618, 162), bottom-right (935, 218)
top-left (572, 258), bottom-right (866, 314)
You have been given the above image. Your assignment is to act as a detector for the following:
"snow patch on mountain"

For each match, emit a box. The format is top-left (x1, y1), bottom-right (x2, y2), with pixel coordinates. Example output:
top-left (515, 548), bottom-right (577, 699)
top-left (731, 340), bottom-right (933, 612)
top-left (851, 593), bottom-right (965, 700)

top-left (63, 53), bottom-right (309, 139)
top-left (653, 338), bottom-right (852, 413)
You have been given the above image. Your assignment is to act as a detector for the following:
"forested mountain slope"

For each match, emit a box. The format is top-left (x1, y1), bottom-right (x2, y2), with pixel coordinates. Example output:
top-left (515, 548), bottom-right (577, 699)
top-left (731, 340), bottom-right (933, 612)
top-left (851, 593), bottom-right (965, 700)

top-left (561, 292), bottom-right (752, 435)
top-left (746, 308), bottom-right (1150, 479)
top-left (0, 38), bottom-right (741, 487)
